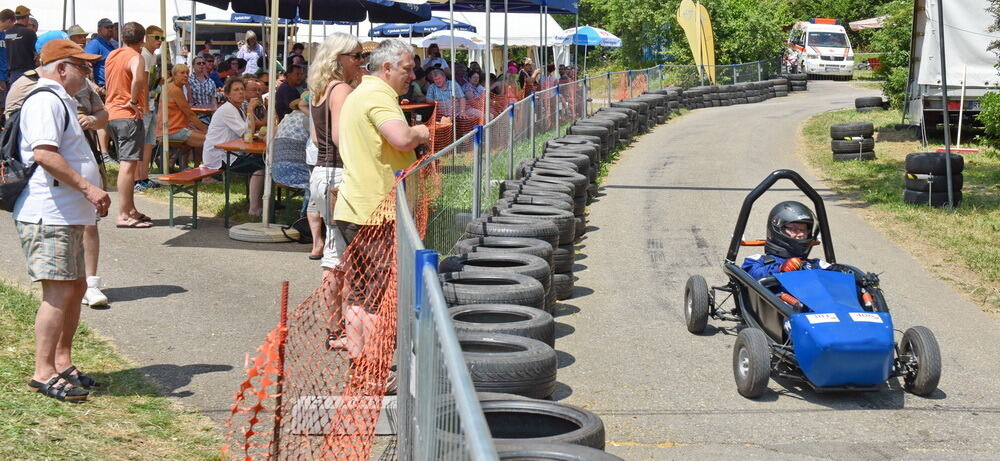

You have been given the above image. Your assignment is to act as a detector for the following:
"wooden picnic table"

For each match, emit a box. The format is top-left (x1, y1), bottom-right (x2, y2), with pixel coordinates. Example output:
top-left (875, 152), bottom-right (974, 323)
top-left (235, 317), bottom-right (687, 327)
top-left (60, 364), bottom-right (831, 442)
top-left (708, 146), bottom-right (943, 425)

top-left (191, 103), bottom-right (219, 115)
top-left (215, 138), bottom-right (267, 227)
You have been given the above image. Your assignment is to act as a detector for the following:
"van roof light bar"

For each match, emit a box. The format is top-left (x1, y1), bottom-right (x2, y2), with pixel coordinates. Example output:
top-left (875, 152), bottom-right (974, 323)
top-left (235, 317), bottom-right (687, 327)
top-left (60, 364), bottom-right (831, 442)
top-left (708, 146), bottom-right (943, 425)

top-left (809, 18), bottom-right (840, 25)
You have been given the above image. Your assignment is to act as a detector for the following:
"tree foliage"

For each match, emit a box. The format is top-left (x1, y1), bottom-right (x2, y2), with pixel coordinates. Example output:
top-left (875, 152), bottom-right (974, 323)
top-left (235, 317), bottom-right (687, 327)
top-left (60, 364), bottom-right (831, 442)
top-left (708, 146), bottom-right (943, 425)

top-left (868, 0), bottom-right (911, 108)
top-left (556, 0), bottom-right (898, 66)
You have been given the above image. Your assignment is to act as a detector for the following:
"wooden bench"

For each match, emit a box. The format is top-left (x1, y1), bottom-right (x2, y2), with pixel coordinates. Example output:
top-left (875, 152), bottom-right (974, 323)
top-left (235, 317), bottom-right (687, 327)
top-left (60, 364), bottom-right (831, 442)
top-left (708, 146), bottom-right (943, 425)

top-left (156, 167), bottom-right (223, 228)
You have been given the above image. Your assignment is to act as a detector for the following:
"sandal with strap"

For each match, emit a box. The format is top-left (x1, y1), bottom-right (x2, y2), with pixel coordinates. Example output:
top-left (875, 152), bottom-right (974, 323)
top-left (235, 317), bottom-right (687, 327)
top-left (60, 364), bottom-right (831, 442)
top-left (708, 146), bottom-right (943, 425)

top-left (327, 328), bottom-right (348, 351)
top-left (59, 366), bottom-right (102, 390)
top-left (28, 376), bottom-right (89, 402)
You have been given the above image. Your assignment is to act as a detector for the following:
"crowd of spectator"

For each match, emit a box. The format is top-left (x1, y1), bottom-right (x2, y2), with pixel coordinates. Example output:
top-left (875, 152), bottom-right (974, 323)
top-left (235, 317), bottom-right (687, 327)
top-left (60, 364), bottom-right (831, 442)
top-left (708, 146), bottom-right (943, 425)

top-left (5, 5), bottom-right (583, 401)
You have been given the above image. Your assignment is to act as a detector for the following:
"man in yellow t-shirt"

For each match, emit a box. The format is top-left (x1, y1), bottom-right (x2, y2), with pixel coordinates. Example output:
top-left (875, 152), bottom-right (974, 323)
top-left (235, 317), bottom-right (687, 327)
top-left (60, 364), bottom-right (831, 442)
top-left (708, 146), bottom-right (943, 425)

top-left (335, 39), bottom-right (429, 231)
top-left (331, 39), bottom-right (429, 361)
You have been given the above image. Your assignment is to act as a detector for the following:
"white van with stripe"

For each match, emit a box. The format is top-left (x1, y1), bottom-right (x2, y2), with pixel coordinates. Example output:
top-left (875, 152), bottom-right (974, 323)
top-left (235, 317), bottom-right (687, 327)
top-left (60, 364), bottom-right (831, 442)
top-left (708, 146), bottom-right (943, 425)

top-left (784, 18), bottom-right (855, 78)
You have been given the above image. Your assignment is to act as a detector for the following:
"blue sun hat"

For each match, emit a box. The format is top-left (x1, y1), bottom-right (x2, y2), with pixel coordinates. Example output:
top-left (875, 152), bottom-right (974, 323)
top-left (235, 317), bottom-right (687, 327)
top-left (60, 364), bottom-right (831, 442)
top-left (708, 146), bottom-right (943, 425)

top-left (36, 30), bottom-right (70, 54)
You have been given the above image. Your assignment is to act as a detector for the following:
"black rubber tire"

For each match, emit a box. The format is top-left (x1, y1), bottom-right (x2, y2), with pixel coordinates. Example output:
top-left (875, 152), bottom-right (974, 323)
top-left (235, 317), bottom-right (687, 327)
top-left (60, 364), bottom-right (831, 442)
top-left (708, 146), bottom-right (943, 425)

top-left (496, 196), bottom-right (574, 214)
top-left (832, 151), bottom-right (876, 161)
top-left (733, 328), bottom-right (771, 399)
top-left (450, 304), bottom-right (555, 347)
top-left (495, 441), bottom-right (624, 461)
top-left (904, 173), bottom-right (963, 192)
top-left (441, 271), bottom-right (546, 310)
top-left (552, 272), bottom-right (573, 300)
top-left (575, 118), bottom-right (616, 130)
top-left (525, 169), bottom-right (589, 197)
top-left (684, 275), bottom-right (710, 334)
top-left (855, 96), bottom-right (885, 108)
top-left (899, 326), bottom-right (942, 396)
top-left (479, 399), bottom-right (606, 449)
top-left (498, 206), bottom-right (577, 245)
top-left (518, 158), bottom-right (581, 176)
top-left (503, 189), bottom-right (583, 216)
top-left (459, 334), bottom-right (557, 399)
top-left (567, 125), bottom-right (610, 141)
top-left (905, 152), bottom-right (965, 175)
top-left (502, 180), bottom-right (575, 198)
top-left (547, 146), bottom-right (600, 164)
top-left (903, 189), bottom-right (963, 207)
top-left (830, 122), bottom-right (874, 139)
top-left (831, 138), bottom-right (875, 153)
top-left (552, 244), bottom-right (575, 273)
top-left (541, 152), bottom-right (591, 171)
top-left (439, 253), bottom-right (552, 298)
top-left (522, 177), bottom-right (587, 199)
top-left (574, 216), bottom-right (586, 239)
top-left (452, 237), bottom-right (554, 268)
top-left (774, 90), bottom-right (788, 97)
top-left (465, 216), bottom-right (561, 250)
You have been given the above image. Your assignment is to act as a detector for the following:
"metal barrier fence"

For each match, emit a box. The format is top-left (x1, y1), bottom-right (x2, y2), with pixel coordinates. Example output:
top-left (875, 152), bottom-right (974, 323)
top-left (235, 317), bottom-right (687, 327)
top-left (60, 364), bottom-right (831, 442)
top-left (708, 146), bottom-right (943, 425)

top-left (395, 181), bottom-right (497, 461)
top-left (388, 55), bottom-right (789, 460)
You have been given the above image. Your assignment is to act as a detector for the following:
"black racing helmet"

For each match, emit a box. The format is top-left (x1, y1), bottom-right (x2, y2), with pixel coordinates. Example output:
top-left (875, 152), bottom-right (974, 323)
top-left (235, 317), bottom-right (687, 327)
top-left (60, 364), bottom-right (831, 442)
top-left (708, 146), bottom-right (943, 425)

top-left (765, 201), bottom-right (817, 258)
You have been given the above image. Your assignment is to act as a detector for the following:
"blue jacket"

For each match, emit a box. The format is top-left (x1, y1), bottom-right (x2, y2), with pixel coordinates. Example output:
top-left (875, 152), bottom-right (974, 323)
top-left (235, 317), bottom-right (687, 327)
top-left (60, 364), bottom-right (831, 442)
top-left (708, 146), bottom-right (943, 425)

top-left (741, 254), bottom-right (828, 279)
top-left (0, 32), bottom-right (8, 81)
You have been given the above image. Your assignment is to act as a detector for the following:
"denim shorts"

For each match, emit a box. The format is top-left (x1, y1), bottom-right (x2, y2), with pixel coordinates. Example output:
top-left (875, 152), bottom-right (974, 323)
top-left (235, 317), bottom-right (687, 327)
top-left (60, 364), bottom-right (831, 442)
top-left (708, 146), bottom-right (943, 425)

top-left (15, 222), bottom-right (86, 282)
top-left (168, 128), bottom-right (193, 142)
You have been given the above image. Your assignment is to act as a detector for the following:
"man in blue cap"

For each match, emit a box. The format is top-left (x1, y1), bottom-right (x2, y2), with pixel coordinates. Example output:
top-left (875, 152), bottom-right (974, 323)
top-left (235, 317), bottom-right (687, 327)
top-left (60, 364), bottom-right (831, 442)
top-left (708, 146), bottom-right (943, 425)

top-left (84, 18), bottom-right (116, 86)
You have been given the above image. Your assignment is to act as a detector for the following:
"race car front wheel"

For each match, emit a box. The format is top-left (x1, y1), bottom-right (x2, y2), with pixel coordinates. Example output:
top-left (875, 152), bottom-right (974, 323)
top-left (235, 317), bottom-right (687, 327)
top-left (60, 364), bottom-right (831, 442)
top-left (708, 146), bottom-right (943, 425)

top-left (900, 326), bottom-right (942, 396)
top-left (684, 275), bottom-right (710, 334)
top-left (733, 328), bottom-right (771, 399)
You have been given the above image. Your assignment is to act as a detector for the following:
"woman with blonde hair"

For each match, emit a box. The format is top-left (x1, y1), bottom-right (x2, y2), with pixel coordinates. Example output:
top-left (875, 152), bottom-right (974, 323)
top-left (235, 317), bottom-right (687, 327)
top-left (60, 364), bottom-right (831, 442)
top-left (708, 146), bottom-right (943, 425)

top-left (159, 64), bottom-right (207, 169)
top-left (237, 30), bottom-right (266, 75)
top-left (307, 32), bottom-right (365, 273)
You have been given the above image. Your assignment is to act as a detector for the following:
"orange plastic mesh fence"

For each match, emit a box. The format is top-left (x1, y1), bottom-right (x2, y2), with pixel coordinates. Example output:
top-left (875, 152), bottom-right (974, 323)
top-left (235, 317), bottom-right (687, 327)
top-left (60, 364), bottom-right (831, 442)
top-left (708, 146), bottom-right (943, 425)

top-left (630, 72), bottom-right (648, 96)
top-left (224, 160), bottom-right (440, 460)
top-left (613, 72), bottom-right (630, 101)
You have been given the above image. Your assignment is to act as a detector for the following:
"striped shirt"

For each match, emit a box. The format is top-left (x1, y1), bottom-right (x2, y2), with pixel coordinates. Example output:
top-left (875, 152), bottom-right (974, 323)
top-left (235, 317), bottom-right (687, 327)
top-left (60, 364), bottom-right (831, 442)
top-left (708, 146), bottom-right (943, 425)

top-left (187, 74), bottom-right (217, 106)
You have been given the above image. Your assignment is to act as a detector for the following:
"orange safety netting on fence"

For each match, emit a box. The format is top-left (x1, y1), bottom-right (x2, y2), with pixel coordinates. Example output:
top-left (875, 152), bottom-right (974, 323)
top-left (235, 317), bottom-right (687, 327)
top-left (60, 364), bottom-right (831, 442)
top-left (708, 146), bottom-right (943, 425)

top-left (224, 160), bottom-right (442, 460)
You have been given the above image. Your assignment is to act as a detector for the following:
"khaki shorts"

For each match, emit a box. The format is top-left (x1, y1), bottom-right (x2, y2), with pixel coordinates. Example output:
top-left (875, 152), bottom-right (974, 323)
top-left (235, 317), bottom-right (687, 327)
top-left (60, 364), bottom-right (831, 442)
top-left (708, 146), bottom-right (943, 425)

top-left (15, 222), bottom-right (86, 282)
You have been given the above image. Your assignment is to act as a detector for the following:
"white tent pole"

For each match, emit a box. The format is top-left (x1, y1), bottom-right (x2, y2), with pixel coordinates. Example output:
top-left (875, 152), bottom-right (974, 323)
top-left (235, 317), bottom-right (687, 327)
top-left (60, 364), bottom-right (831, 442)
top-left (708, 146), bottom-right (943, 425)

top-left (69, 0), bottom-right (75, 26)
top-left (450, 0), bottom-right (457, 141)
top-left (485, 0), bottom-right (491, 122)
top-left (307, 0), bottom-right (314, 62)
top-left (160, 0), bottom-right (169, 175)
top-left (62, 0), bottom-right (67, 30)
top-left (543, 5), bottom-right (548, 75)
top-left (118, 0), bottom-right (124, 48)
top-left (262, 0), bottom-right (280, 226)
top-left (190, 1), bottom-right (196, 66)
top-left (574, 10), bottom-right (578, 69)
top-left (503, 0), bottom-right (508, 74)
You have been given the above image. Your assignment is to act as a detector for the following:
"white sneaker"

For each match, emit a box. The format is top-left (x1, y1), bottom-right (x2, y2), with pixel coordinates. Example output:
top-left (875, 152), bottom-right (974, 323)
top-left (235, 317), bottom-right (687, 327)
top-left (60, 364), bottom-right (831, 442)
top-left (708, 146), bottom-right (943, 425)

top-left (83, 276), bottom-right (109, 307)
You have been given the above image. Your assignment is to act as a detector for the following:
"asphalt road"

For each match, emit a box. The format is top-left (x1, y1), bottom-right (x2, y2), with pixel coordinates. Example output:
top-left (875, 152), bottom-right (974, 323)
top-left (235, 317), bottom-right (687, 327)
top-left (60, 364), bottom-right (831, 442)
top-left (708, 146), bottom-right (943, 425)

top-left (555, 81), bottom-right (1000, 460)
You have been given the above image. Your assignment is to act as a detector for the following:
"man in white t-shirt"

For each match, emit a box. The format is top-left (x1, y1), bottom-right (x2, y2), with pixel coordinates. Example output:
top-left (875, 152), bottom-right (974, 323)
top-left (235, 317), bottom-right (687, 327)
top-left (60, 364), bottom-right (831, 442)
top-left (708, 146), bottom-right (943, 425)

top-left (12, 39), bottom-right (110, 402)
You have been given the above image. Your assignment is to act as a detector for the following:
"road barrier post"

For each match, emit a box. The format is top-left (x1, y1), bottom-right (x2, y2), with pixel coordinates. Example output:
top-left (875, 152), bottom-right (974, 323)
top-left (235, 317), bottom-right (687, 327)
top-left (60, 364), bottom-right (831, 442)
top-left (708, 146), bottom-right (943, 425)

top-left (732, 64), bottom-right (737, 83)
top-left (757, 60), bottom-right (762, 81)
top-left (583, 76), bottom-right (589, 117)
top-left (530, 92), bottom-right (537, 158)
top-left (472, 126), bottom-right (483, 218)
top-left (555, 84), bottom-right (561, 137)
top-left (606, 72), bottom-right (612, 104)
top-left (508, 103), bottom-right (516, 179)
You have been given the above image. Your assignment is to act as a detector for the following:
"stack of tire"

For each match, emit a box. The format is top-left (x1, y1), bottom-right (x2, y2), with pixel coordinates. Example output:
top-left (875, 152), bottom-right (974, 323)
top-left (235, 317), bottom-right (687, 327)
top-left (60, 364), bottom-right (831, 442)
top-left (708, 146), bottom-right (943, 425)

top-left (645, 87), bottom-right (682, 118)
top-left (855, 96), bottom-right (887, 112)
top-left (830, 121), bottom-right (876, 162)
top-left (786, 73), bottom-right (808, 91)
top-left (771, 77), bottom-right (790, 97)
top-left (903, 152), bottom-right (964, 207)
top-left (478, 393), bottom-right (622, 460)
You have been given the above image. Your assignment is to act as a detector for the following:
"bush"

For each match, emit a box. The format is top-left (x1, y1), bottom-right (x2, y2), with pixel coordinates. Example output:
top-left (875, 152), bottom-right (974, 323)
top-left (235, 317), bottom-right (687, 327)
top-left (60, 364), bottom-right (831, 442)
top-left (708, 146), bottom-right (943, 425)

top-left (975, 92), bottom-right (1000, 148)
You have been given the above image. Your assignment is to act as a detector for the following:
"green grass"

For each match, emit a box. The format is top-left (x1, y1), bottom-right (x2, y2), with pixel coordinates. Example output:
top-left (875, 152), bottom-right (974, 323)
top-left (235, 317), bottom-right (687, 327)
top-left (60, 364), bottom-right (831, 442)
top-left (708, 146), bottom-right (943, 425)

top-left (799, 109), bottom-right (1000, 312)
top-left (0, 282), bottom-right (222, 460)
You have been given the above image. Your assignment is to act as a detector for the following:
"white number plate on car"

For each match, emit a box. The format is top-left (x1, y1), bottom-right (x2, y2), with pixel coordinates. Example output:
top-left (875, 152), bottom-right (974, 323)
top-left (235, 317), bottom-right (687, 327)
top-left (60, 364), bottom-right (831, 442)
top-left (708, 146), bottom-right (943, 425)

top-left (805, 313), bottom-right (840, 324)
top-left (849, 312), bottom-right (884, 323)
top-left (824, 65), bottom-right (840, 72)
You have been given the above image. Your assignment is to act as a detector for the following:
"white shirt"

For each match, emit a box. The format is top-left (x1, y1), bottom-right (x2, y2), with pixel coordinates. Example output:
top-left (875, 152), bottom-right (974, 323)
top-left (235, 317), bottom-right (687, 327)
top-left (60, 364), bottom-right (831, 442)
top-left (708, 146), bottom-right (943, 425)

top-left (237, 44), bottom-right (265, 75)
top-left (201, 101), bottom-right (247, 169)
top-left (13, 78), bottom-right (100, 226)
top-left (422, 56), bottom-right (449, 70)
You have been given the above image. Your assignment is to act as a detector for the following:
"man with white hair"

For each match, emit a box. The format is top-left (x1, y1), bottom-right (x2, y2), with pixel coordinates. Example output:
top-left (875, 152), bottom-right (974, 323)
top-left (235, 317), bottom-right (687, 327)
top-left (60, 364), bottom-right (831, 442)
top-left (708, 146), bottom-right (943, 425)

top-left (333, 39), bottom-right (429, 361)
top-left (13, 39), bottom-right (110, 402)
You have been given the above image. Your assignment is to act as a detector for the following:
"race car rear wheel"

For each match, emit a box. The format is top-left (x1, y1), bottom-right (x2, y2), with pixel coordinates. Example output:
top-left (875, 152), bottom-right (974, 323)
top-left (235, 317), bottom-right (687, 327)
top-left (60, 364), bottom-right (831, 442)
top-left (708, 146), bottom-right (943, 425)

top-left (733, 328), bottom-right (771, 399)
top-left (684, 275), bottom-right (710, 334)
top-left (900, 326), bottom-right (942, 396)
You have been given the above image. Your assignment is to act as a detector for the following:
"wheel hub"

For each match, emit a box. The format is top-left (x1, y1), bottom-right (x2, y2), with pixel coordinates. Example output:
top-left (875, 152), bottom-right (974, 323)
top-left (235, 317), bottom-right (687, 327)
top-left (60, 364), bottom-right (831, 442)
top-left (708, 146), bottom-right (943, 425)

top-left (738, 347), bottom-right (750, 378)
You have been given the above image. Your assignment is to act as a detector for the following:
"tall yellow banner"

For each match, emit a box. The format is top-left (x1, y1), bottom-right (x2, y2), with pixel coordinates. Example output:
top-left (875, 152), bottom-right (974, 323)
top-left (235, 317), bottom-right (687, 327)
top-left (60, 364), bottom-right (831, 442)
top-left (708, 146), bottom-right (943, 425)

top-left (677, 0), bottom-right (717, 84)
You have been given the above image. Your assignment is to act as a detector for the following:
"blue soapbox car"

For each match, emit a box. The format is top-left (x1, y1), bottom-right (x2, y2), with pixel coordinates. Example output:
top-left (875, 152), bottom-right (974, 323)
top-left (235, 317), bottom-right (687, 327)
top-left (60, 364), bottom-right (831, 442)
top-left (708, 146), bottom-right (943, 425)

top-left (684, 170), bottom-right (942, 398)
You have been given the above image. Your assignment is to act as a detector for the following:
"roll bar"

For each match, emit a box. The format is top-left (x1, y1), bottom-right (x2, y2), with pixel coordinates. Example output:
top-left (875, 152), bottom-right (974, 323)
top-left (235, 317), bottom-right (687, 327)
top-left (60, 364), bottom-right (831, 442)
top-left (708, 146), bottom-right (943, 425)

top-left (726, 169), bottom-right (836, 264)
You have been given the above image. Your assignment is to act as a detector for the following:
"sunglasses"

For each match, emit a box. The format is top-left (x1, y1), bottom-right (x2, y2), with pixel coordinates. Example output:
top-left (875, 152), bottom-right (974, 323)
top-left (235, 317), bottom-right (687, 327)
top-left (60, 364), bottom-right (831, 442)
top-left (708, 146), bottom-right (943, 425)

top-left (194, 61), bottom-right (206, 65)
top-left (149, 35), bottom-right (165, 41)
top-left (67, 60), bottom-right (93, 73)
top-left (341, 52), bottom-right (368, 61)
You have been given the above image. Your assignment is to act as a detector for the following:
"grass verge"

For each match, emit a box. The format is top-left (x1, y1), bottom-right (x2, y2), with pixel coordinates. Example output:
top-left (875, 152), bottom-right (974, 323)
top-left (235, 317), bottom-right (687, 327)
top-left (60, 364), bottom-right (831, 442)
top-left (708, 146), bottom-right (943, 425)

top-left (0, 281), bottom-right (222, 460)
top-left (798, 108), bottom-right (1000, 313)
